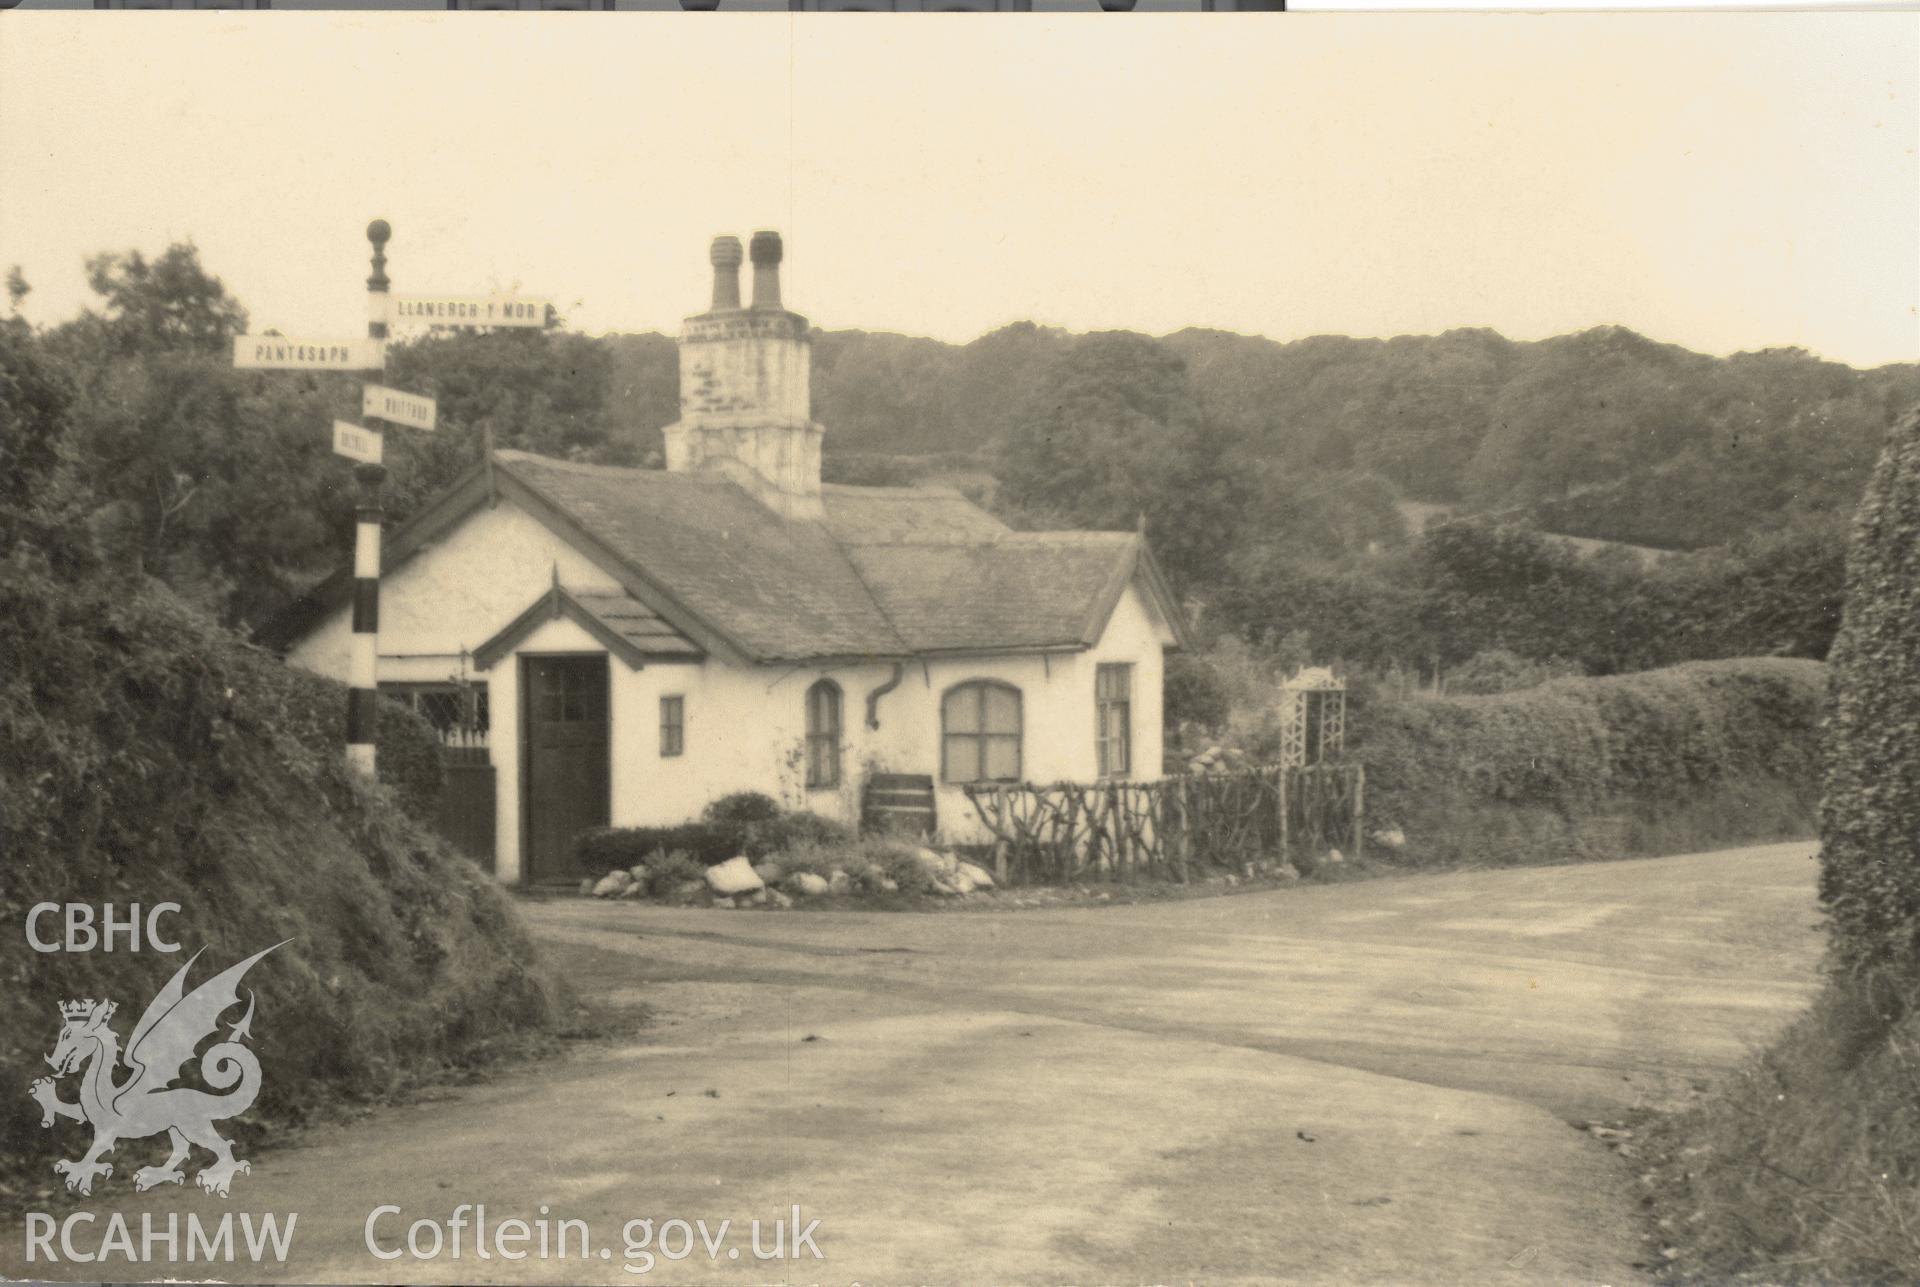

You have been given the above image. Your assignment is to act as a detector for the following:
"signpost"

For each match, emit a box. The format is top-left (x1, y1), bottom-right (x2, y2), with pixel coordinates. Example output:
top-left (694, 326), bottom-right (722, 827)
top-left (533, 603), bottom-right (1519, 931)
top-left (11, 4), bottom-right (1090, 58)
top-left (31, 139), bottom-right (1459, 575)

top-left (332, 419), bottom-right (383, 465)
top-left (361, 385), bottom-right (437, 432)
top-left (233, 336), bottom-right (385, 371)
top-left (233, 220), bottom-right (541, 779)
top-left (344, 221), bottom-right (395, 779)
top-left (393, 295), bottom-right (549, 328)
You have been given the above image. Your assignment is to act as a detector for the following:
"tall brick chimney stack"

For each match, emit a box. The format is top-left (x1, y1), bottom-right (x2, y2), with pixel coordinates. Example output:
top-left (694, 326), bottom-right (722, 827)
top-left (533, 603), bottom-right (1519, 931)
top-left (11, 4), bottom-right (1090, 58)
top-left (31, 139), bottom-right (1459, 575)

top-left (662, 231), bottom-right (823, 521)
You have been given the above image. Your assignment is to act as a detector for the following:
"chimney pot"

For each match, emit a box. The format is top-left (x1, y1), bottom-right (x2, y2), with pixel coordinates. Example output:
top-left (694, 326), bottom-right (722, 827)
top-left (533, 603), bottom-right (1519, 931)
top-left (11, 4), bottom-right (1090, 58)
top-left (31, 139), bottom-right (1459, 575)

top-left (666, 230), bottom-right (821, 519)
top-left (708, 235), bottom-right (743, 311)
top-left (749, 230), bottom-right (783, 310)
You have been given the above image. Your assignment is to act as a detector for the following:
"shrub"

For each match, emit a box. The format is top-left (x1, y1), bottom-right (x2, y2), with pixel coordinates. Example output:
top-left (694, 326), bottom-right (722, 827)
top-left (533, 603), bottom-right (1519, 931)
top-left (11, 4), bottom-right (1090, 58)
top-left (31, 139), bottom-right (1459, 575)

top-left (1167, 633), bottom-right (1311, 763)
top-left (1165, 651), bottom-right (1231, 734)
top-left (281, 668), bottom-right (445, 822)
top-left (1443, 647), bottom-right (1581, 696)
top-left (644, 848), bottom-right (707, 889)
top-left (575, 823), bottom-right (735, 873)
top-left (882, 844), bottom-right (941, 895)
top-left (573, 804), bottom-right (860, 875)
top-left (769, 845), bottom-right (833, 880)
top-left (698, 792), bottom-right (844, 859)
top-left (749, 810), bottom-right (855, 856)
top-left (764, 834), bottom-right (926, 894)
top-left (703, 791), bottom-right (782, 827)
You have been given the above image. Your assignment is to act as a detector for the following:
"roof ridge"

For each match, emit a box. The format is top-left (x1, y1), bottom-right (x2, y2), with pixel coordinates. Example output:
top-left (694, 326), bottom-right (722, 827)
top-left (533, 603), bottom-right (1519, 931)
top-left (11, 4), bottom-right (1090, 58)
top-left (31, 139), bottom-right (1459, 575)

top-left (491, 448), bottom-right (737, 487)
top-left (819, 481), bottom-right (966, 499)
top-left (1005, 529), bottom-right (1140, 543)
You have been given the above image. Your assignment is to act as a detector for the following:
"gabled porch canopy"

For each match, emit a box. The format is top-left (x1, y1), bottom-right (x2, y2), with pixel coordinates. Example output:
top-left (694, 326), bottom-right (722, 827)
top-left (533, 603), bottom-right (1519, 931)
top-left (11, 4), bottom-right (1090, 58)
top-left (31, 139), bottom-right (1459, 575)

top-left (471, 582), bottom-right (703, 673)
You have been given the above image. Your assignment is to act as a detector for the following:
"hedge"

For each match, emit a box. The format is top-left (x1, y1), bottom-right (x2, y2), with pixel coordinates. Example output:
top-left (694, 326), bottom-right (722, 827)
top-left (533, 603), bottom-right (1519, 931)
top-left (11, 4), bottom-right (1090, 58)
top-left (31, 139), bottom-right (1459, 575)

top-left (1354, 657), bottom-right (1826, 867)
top-left (1820, 406), bottom-right (1920, 974)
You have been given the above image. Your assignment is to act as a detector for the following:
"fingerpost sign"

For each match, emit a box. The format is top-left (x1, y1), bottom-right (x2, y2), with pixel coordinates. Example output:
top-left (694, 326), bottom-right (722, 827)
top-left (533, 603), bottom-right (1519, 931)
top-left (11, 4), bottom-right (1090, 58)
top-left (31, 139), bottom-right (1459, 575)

top-left (361, 385), bottom-right (437, 432)
top-left (332, 420), bottom-right (382, 465)
top-left (230, 221), bottom-right (538, 779)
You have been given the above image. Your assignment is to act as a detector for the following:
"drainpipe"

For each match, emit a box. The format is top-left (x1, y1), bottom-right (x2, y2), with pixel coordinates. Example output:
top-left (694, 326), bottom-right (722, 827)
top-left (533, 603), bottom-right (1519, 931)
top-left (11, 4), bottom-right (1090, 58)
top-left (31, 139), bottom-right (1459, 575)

top-left (865, 661), bottom-right (905, 730)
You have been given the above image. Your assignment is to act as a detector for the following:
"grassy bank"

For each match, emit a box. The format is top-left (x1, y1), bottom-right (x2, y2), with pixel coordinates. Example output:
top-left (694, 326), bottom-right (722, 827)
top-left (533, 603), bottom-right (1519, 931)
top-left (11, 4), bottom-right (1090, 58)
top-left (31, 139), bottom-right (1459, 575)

top-left (1353, 657), bottom-right (1824, 868)
top-left (0, 572), bottom-right (570, 1199)
top-left (1640, 970), bottom-right (1920, 1281)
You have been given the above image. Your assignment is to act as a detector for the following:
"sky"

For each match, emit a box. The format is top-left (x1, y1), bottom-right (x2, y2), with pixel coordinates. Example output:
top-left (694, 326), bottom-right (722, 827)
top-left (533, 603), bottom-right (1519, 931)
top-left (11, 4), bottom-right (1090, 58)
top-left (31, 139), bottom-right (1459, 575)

top-left (1, 13), bottom-right (1915, 367)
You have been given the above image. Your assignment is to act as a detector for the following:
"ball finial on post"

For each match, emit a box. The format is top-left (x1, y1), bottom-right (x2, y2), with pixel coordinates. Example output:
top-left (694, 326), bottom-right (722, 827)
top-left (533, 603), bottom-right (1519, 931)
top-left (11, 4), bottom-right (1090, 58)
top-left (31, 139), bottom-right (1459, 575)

top-left (366, 219), bottom-right (391, 293)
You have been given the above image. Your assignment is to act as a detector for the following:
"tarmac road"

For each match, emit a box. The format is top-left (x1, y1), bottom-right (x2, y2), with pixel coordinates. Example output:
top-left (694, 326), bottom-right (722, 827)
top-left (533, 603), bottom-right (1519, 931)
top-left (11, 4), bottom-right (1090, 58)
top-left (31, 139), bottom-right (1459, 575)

top-left (1, 842), bottom-right (1823, 1285)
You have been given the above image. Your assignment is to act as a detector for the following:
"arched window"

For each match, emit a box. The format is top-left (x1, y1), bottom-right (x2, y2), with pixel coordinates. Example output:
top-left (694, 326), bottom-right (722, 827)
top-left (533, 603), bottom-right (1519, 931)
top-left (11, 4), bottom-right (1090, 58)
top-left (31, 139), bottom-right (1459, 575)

top-left (942, 681), bottom-right (1022, 784)
top-left (805, 680), bottom-right (843, 789)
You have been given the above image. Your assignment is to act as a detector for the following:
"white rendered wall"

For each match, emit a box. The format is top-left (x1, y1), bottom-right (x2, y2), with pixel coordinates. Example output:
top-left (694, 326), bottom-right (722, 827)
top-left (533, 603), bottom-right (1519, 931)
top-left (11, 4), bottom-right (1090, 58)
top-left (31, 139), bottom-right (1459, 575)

top-left (289, 501), bottom-right (1175, 876)
top-left (285, 501), bottom-right (620, 685)
top-left (509, 579), bottom-right (1171, 865)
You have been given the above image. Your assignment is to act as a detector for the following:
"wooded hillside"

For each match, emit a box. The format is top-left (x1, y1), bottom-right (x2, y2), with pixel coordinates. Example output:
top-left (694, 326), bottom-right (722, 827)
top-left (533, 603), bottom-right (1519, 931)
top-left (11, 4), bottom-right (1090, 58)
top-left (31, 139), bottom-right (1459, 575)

top-left (610, 322), bottom-right (1915, 553)
top-left (8, 242), bottom-right (1910, 685)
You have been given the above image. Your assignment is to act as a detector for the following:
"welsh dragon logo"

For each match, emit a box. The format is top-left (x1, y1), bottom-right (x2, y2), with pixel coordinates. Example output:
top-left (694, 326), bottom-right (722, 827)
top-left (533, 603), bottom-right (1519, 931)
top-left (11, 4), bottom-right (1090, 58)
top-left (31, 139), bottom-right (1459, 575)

top-left (29, 943), bottom-right (285, 1198)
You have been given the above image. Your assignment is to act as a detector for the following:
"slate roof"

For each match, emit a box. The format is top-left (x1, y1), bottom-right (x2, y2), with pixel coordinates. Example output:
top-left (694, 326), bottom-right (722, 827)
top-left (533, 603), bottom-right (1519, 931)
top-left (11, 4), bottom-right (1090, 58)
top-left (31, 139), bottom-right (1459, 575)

top-left (270, 449), bottom-right (1189, 664)
top-left (820, 483), bottom-right (1012, 547)
top-left (469, 583), bottom-right (703, 672)
top-left (845, 533), bottom-right (1142, 653)
top-left (569, 591), bottom-right (703, 660)
top-left (499, 452), bottom-right (901, 661)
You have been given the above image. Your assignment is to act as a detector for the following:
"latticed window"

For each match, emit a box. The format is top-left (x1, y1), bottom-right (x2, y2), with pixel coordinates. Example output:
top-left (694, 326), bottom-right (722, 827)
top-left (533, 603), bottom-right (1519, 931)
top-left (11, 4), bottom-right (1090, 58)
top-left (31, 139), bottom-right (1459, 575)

top-left (1096, 663), bottom-right (1132, 778)
top-left (805, 680), bottom-right (843, 789)
top-left (660, 695), bottom-right (685, 757)
top-left (379, 681), bottom-right (489, 748)
top-left (942, 681), bottom-right (1022, 784)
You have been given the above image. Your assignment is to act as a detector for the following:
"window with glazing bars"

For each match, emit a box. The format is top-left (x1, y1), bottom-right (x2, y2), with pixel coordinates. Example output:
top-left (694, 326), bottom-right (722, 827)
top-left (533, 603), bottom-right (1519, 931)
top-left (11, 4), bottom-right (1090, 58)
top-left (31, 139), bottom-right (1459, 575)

top-left (942, 681), bottom-right (1022, 784)
top-left (805, 680), bottom-right (843, 789)
top-left (1096, 662), bottom-right (1132, 777)
top-left (659, 695), bottom-right (684, 757)
top-left (378, 681), bottom-right (490, 747)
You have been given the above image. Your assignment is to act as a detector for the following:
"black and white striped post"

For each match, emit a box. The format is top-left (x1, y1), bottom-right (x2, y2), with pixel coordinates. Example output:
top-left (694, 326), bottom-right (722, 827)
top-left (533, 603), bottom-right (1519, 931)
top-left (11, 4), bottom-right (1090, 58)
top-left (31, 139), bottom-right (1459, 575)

top-left (346, 218), bottom-right (392, 777)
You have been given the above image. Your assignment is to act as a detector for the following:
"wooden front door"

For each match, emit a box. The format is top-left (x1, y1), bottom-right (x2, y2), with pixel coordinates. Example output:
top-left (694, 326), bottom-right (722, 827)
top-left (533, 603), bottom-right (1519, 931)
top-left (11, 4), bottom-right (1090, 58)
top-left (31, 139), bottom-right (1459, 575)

top-left (521, 655), bottom-right (610, 884)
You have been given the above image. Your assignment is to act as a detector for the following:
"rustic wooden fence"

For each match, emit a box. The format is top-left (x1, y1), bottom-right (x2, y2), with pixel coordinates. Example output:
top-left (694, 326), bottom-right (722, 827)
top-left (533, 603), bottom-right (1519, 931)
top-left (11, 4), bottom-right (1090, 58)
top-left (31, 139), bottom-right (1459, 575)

top-left (962, 763), bottom-right (1364, 887)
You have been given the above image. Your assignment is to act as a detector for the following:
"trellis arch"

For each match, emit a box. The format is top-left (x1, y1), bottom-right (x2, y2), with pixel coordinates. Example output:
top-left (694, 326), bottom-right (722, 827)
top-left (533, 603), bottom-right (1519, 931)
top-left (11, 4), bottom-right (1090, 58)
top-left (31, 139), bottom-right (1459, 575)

top-left (1278, 666), bottom-right (1346, 769)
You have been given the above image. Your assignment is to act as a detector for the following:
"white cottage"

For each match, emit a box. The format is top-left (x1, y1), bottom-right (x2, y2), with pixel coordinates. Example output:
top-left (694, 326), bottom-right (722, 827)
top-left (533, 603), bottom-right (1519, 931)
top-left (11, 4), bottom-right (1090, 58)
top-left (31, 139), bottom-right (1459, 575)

top-left (273, 231), bottom-right (1191, 884)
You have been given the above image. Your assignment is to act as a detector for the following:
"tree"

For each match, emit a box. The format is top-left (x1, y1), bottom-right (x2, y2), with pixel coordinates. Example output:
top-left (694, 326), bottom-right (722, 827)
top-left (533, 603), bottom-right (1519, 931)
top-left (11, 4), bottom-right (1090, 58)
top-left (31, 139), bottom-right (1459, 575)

top-left (0, 316), bottom-right (94, 577)
top-left (75, 244), bottom-right (248, 359)
top-left (1408, 519), bottom-right (1607, 669)
top-left (1465, 326), bottom-right (1710, 507)
top-left (385, 328), bottom-right (618, 462)
top-left (599, 331), bottom-right (680, 462)
top-left (997, 331), bottom-right (1288, 591)
top-left (41, 242), bottom-right (339, 626)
